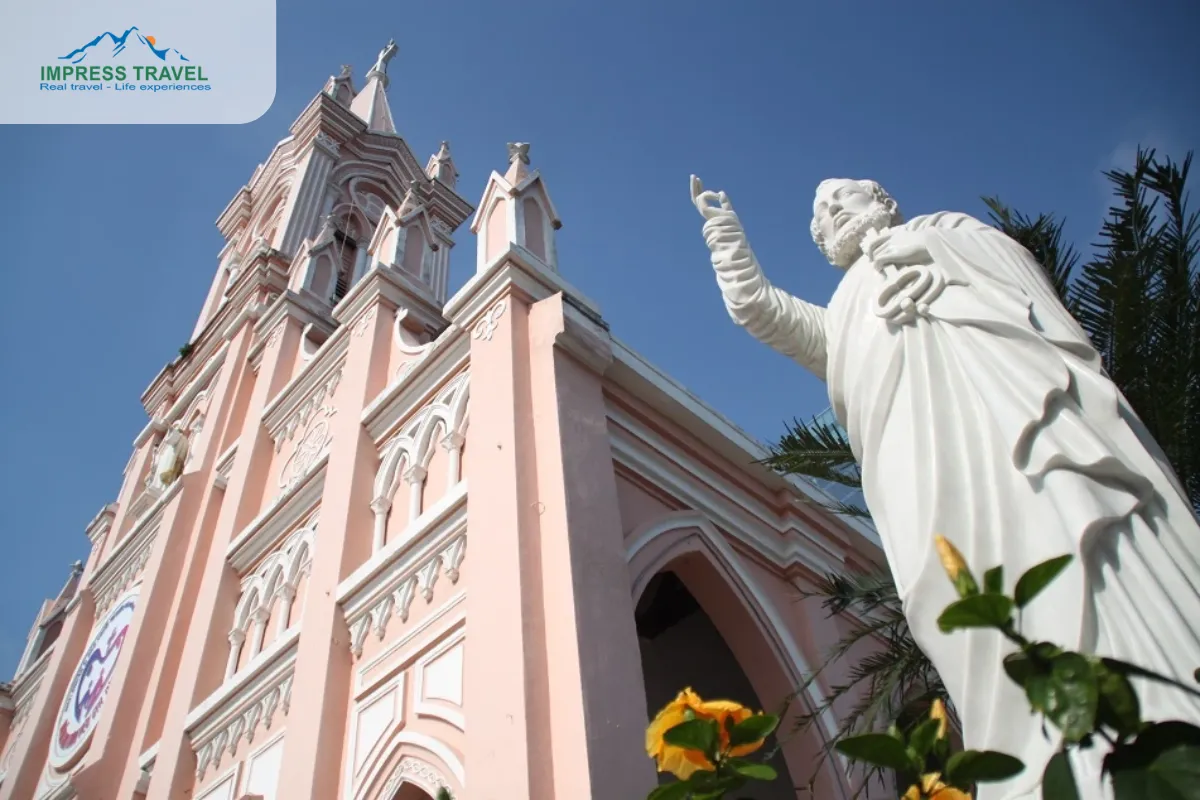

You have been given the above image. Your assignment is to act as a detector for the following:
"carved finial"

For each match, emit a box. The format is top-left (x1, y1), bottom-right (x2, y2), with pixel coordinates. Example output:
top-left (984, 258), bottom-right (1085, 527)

top-left (339, 64), bottom-right (352, 78)
top-left (371, 39), bottom-right (398, 76)
top-left (70, 560), bottom-right (83, 574)
top-left (507, 142), bottom-right (531, 165)
top-left (426, 141), bottom-right (458, 187)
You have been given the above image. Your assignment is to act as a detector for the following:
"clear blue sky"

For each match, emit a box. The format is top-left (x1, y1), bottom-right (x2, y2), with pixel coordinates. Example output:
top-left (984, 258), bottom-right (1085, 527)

top-left (1, 0), bottom-right (1197, 674)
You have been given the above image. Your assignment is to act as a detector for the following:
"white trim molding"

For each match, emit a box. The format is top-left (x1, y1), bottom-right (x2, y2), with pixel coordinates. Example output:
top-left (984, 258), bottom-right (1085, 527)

top-left (187, 638), bottom-right (297, 781)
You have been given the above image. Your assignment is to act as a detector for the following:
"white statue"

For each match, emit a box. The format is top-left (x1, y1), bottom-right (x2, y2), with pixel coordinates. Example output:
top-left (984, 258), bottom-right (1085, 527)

top-left (151, 421), bottom-right (189, 490)
top-left (691, 175), bottom-right (1200, 798)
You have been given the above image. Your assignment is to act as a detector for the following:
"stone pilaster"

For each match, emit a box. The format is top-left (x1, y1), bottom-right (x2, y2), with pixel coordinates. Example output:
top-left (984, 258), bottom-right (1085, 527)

top-left (144, 309), bottom-right (304, 800)
top-left (526, 292), bottom-right (656, 798)
top-left (275, 134), bottom-right (341, 257)
top-left (273, 277), bottom-right (394, 800)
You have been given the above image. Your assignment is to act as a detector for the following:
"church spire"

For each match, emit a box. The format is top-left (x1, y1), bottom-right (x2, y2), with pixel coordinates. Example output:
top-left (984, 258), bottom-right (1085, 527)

top-left (323, 63), bottom-right (355, 108)
top-left (426, 141), bottom-right (459, 189)
top-left (471, 141), bottom-right (562, 272)
top-left (349, 39), bottom-right (398, 134)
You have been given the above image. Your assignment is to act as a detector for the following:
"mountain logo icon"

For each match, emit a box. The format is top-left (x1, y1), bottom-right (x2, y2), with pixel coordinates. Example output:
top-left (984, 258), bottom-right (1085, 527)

top-left (60, 27), bottom-right (189, 65)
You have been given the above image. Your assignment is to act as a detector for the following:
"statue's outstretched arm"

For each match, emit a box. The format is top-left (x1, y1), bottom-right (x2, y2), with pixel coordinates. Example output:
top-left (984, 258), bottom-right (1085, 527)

top-left (692, 177), bottom-right (828, 380)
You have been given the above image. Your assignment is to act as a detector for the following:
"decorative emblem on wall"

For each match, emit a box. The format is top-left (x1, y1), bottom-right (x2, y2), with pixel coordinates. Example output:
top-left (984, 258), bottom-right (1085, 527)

top-left (352, 306), bottom-right (378, 338)
top-left (49, 585), bottom-right (141, 772)
top-left (278, 408), bottom-right (335, 493)
top-left (472, 300), bottom-right (506, 342)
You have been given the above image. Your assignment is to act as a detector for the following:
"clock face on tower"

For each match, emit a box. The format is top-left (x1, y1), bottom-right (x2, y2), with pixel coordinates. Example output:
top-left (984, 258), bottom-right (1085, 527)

top-left (49, 585), bottom-right (140, 772)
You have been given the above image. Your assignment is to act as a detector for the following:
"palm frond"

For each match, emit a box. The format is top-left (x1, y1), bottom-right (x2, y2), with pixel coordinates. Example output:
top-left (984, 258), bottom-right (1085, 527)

top-left (761, 416), bottom-right (859, 485)
top-left (786, 568), bottom-right (954, 797)
top-left (983, 195), bottom-right (1080, 308)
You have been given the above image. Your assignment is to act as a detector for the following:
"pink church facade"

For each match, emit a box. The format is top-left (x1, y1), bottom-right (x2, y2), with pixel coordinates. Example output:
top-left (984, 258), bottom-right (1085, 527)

top-left (0, 48), bottom-right (883, 800)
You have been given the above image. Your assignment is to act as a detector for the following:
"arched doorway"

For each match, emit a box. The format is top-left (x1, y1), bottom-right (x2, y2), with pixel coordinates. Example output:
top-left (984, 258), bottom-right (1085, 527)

top-left (637, 570), bottom-right (797, 800)
top-left (627, 514), bottom-right (850, 800)
top-left (391, 785), bottom-right (434, 800)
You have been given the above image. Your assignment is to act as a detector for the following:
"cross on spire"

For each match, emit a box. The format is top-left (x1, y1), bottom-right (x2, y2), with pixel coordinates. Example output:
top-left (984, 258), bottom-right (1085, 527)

top-left (507, 142), bottom-right (531, 165)
top-left (371, 39), bottom-right (398, 77)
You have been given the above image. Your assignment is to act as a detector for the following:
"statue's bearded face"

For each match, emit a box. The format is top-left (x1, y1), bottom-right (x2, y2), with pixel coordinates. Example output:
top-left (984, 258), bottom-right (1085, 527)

top-left (810, 179), bottom-right (902, 269)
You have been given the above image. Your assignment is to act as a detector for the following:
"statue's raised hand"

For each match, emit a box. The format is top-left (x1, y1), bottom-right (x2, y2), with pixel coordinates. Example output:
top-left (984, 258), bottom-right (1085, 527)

top-left (691, 175), bottom-right (734, 220)
top-left (691, 175), bottom-right (746, 255)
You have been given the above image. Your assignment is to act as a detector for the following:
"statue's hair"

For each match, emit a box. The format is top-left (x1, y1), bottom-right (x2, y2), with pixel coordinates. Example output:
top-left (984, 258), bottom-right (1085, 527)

top-left (810, 179), bottom-right (903, 263)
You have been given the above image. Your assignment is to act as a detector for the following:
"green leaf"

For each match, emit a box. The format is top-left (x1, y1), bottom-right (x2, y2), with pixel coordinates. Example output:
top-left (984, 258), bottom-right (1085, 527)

top-left (728, 759), bottom-right (778, 781)
top-left (1110, 741), bottom-right (1200, 799)
top-left (728, 714), bottom-right (779, 747)
top-left (1025, 653), bottom-right (1099, 742)
top-left (1102, 658), bottom-right (1200, 701)
top-left (1104, 722), bottom-right (1200, 783)
top-left (1041, 750), bottom-right (1080, 800)
top-left (684, 772), bottom-right (745, 799)
top-left (1004, 642), bottom-right (1063, 689)
top-left (835, 733), bottom-right (915, 772)
top-left (944, 749), bottom-right (1026, 786)
top-left (1095, 662), bottom-right (1142, 738)
top-left (647, 781), bottom-right (693, 800)
top-left (1013, 555), bottom-right (1072, 608)
top-left (908, 718), bottom-right (941, 759)
top-left (983, 565), bottom-right (1004, 594)
top-left (937, 594), bottom-right (1016, 633)
top-left (663, 719), bottom-right (720, 759)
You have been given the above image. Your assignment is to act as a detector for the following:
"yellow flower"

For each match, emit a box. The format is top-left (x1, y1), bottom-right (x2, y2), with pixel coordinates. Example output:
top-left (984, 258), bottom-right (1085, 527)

top-left (934, 535), bottom-right (978, 596)
top-left (934, 535), bottom-right (966, 581)
top-left (646, 689), bottom-right (714, 779)
top-left (903, 772), bottom-right (972, 800)
top-left (645, 689), bottom-right (768, 779)
top-left (930, 698), bottom-right (949, 740)
top-left (695, 698), bottom-right (765, 757)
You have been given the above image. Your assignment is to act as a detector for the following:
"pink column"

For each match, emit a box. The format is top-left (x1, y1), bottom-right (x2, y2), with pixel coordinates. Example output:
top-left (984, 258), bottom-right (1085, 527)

top-left (460, 286), bottom-right (545, 798)
top-left (272, 295), bottom-right (390, 800)
top-left (79, 325), bottom-right (263, 799)
top-left (526, 294), bottom-right (657, 798)
top-left (144, 314), bottom-right (302, 800)
top-left (69, 485), bottom-right (197, 796)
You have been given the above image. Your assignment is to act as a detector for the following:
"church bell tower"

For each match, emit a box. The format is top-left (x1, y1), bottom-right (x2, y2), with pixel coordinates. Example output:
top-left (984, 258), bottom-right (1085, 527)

top-left (190, 40), bottom-right (474, 349)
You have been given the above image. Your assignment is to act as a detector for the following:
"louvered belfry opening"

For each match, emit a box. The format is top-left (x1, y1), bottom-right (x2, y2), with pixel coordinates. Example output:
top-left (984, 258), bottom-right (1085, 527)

top-left (331, 229), bottom-right (357, 304)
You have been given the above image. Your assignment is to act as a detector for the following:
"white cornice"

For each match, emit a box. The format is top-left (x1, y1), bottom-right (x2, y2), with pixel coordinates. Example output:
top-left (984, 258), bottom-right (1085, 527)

top-left (361, 334), bottom-right (470, 444)
top-left (258, 294), bottom-right (351, 432)
top-left (162, 342), bottom-right (230, 426)
top-left (261, 355), bottom-right (346, 448)
top-left (89, 481), bottom-right (180, 612)
top-left (133, 419), bottom-right (168, 449)
top-left (213, 441), bottom-right (239, 490)
top-left (608, 423), bottom-right (842, 577)
top-left (85, 503), bottom-right (119, 544)
top-left (607, 337), bottom-right (880, 547)
top-left (187, 635), bottom-right (297, 781)
top-left (226, 460), bottom-right (325, 574)
top-left (337, 484), bottom-right (467, 658)
top-left (443, 243), bottom-right (600, 328)
top-left (247, 291), bottom-right (336, 366)
top-left (333, 264), bottom-right (447, 339)
top-left (11, 648), bottom-right (51, 711)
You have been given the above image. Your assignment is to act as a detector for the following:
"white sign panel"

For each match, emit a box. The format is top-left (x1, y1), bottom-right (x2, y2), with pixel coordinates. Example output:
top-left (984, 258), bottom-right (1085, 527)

top-left (49, 585), bottom-right (141, 771)
top-left (0, 0), bottom-right (276, 124)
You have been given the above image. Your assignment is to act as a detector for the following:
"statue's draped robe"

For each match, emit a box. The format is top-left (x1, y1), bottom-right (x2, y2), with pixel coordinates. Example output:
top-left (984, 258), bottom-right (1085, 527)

top-left (720, 211), bottom-right (1200, 799)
